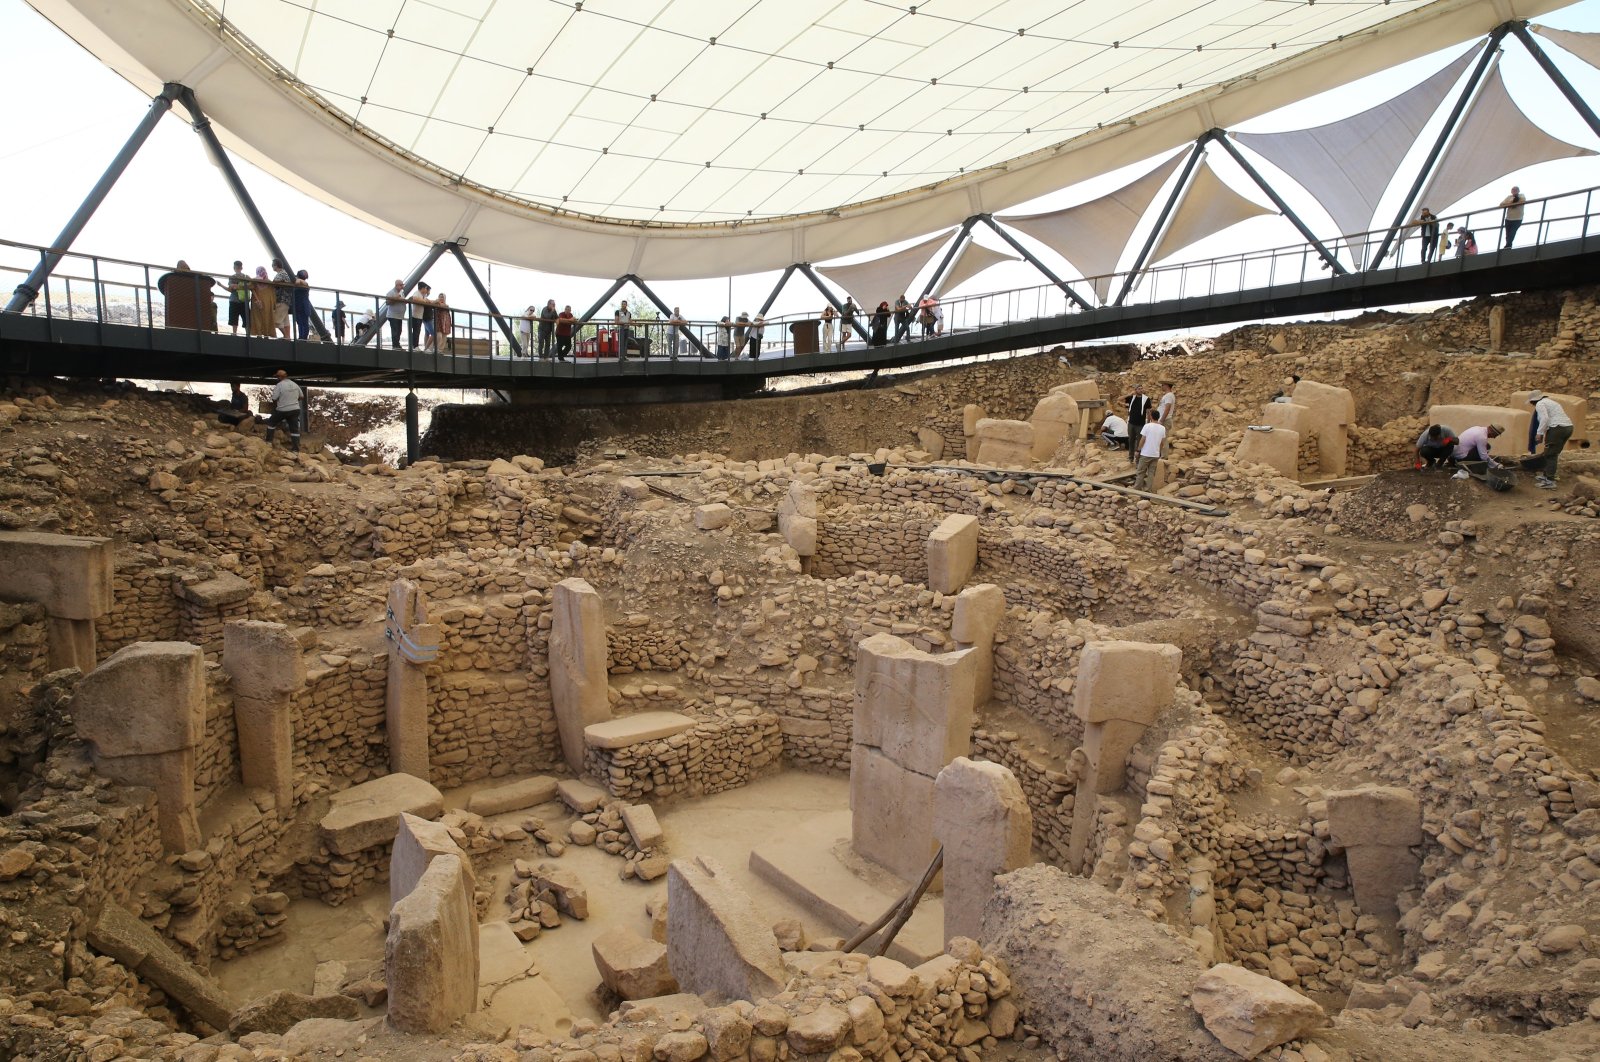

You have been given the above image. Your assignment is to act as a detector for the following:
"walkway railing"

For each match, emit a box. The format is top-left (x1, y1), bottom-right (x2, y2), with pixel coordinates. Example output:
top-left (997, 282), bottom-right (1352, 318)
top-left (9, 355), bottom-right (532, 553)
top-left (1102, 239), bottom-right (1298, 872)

top-left (2, 185), bottom-right (1596, 381)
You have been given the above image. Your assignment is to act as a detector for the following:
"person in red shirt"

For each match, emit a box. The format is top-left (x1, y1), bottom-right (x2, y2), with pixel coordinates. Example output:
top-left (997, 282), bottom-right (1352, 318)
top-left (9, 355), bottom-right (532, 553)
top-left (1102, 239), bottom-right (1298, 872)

top-left (554, 305), bottom-right (576, 360)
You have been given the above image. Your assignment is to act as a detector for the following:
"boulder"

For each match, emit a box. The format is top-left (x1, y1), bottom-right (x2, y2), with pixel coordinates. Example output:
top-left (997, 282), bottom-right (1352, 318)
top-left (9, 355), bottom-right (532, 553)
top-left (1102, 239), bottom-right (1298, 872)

top-left (593, 926), bottom-right (678, 1000)
top-left (230, 991), bottom-right (359, 1035)
top-left (1191, 963), bottom-right (1326, 1059)
top-left (466, 776), bottom-right (559, 816)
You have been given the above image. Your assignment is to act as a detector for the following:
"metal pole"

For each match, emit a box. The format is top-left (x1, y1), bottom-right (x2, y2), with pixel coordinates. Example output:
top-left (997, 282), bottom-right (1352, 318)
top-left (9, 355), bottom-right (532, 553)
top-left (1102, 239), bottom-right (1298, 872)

top-left (1113, 138), bottom-right (1208, 307)
top-left (446, 243), bottom-right (522, 356)
top-left (355, 241), bottom-right (451, 347)
top-left (626, 273), bottom-right (713, 359)
top-left (757, 265), bottom-right (796, 316)
top-left (977, 216), bottom-right (1094, 310)
top-left (178, 88), bottom-right (291, 268)
top-left (1211, 131), bottom-right (1347, 275)
top-left (1369, 29), bottom-right (1507, 270)
top-left (794, 263), bottom-right (869, 342)
top-left (6, 84), bottom-right (182, 313)
top-left (405, 389), bottom-right (420, 466)
top-left (1508, 21), bottom-right (1600, 141)
top-left (579, 276), bottom-right (630, 324)
top-left (918, 217), bottom-right (978, 302)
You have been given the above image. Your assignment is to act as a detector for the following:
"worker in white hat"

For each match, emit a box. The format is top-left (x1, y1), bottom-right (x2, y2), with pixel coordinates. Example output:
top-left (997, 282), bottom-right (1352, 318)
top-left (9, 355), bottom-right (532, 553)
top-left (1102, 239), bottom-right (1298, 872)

top-left (1525, 391), bottom-right (1574, 489)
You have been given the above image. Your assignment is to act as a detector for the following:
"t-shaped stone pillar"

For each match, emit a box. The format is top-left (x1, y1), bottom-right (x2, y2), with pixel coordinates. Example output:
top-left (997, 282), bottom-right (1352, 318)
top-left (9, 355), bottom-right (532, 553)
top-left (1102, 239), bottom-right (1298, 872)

top-left (222, 621), bottom-right (306, 811)
top-left (927, 514), bottom-right (979, 595)
top-left (385, 852), bottom-right (479, 1033)
top-left (934, 757), bottom-right (1031, 944)
top-left (1067, 640), bottom-right (1181, 874)
top-left (551, 577), bottom-right (611, 773)
top-left (74, 641), bottom-right (205, 852)
top-left (1029, 393), bottom-right (1080, 462)
top-left (0, 530), bottom-right (113, 673)
top-left (951, 583), bottom-right (1005, 705)
top-left (385, 579), bottom-right (439, 780)
top-left (852, 633), bottom-right (976, 882)
top-left (1326, 786), bottom-right (1422, 918)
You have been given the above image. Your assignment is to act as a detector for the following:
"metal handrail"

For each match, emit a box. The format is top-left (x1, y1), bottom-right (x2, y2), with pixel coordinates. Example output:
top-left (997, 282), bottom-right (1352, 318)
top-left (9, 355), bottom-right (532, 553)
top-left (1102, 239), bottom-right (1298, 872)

top-left (2, 184), bottom-right (1596, 375)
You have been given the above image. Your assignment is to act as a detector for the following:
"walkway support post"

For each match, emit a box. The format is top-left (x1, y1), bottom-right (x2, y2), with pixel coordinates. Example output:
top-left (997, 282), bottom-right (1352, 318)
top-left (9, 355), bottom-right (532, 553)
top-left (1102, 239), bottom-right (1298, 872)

top-left (978, 216), bottom-right (1095, 311)
top-left (918, 217), bottom-right (979, 302)
top-left (794, 263), bottom-right (870, 343)
top-left (624, 274), bottom-right (713, 359)
top-left (405, 389), bottom-right (420, 466)
top-left (1369, 25), bottom-right (1509, 270)
top-left (354, 241), bottom-right (451, 348)
top-left (6, 84), bottom-right (182, 314)
top-left (1113, 137), bottom-right (1208, 307)
top-left (445, 243), bottom-right (522, 357)
top-left (1210, 130), bottom-right (1348, 275)
top-left (1508, 21), bottom-right (1600, 142)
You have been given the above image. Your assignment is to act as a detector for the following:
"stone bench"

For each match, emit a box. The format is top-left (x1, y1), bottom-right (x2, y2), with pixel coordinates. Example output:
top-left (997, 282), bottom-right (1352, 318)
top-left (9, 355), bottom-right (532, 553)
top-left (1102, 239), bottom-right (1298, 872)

top-left (584, 711), bottom-right (697, 749)
top-left (303, 773), bottom-right (444, 906)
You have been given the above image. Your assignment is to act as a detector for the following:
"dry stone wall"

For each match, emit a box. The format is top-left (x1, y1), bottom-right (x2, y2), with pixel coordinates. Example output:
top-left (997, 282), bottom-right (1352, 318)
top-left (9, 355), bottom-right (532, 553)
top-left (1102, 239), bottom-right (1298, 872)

top-left (584, 705), bottom-right (783, 801)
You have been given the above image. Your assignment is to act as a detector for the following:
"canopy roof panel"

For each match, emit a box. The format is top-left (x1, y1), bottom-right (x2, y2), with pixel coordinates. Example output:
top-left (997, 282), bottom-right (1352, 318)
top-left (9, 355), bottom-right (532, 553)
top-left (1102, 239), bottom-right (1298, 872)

top-left (26, 0), bottom-right (1577, 278)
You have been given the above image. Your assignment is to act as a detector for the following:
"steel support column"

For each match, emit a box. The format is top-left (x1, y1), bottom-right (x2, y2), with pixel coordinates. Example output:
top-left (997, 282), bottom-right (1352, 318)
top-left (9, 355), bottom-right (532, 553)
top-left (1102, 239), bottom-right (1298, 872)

top-left (1114, 138), bottom-right (1208, 307)
top-left (918, 217), bottom-right (978, 302)
top-left (6, 84), bottom-right (182, 313)
top-left (757, 265), bottom-right (797, 316)
top-left (1369, 25), bottom-right (1509, 270)
top-left (354, 241), bottom-right (451, 347)
top-left (1509, 21), bottom-right (1600, 142)
top-left (405, 389), bottom-right (420, 466)
top-left (977, 216), bottom-right (1095, 311)
top-left (579, 276), bottom-right (631, 324)
top-left (446, 243), bottom-right (522, 357)
top-left (1210, 130), bottom-right (1347, 275)
top-left (794, 263), bottom-right (869, 342)
top-left (624, 273), bottom-right (713, 359)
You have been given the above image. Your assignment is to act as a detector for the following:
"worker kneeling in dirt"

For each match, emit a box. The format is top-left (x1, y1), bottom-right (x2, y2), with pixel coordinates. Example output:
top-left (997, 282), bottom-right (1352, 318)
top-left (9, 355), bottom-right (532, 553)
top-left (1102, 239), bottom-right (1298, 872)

top-left (1414, 423), bottom-right (1459, 469)
top-left (1454, 424), bottom-right (1504, 467)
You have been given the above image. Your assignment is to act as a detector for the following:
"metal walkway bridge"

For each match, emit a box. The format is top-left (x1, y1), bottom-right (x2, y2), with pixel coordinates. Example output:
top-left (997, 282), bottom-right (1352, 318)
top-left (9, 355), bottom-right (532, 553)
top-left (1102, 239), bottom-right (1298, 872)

top-left (4, 188), bottom-right (1600, 396)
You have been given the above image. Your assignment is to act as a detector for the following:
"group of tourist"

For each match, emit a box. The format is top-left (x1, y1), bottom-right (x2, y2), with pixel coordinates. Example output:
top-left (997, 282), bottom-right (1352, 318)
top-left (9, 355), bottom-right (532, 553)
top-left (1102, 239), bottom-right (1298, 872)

top-left (221, 260), bottom-right (330, 342)
top-left (820, 295), bottom-right (944, 352)
top-left (1408, 185), bottom-right (1528, 263)
top-left (1099, 382), bottom-right (1177, 493)
top-left (1413, 388), bottom-right (1575, 489)
top-left (363, 279), bottom-right (455, 352)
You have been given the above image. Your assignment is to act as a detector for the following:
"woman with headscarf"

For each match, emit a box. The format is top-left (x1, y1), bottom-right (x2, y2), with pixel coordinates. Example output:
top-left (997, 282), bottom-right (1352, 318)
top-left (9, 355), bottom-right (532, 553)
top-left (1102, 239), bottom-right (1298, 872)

top-left (870, 301), bottom-right (890, 347)
top-left (249, 266), bottom-right (274, 336)
top-left (432, 293), bottom-right (453, 353)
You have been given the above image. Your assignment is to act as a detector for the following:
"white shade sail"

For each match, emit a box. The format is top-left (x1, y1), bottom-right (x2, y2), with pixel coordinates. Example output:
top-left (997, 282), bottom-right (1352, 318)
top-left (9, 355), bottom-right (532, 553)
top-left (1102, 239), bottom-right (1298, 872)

top-left (1000, 152), bottom-right (1186, 304)
top-left (1233, 45), bottom-right (1481, 262)
top-left (818, 230), bottom-right (954, 308)
top-left (1150, 160), bottom-right (1275, 263)
top-left (935, 242), bottom-right (1021, 298)
top-left (1418, 67), bottom-right (1597, 215)
top-left (1532, 25), bottom-right (1600, 68)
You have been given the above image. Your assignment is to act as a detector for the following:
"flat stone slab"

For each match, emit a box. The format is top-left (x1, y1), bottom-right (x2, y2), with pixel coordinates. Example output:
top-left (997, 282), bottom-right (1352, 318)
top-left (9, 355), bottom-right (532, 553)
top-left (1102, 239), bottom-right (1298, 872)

top-left (467, 776), bottom-right (559, 816)
top-left (321, 773), bottom-right (443, 856)
top-left (558, 778), bottom-right (608, 813)
top-left (620, 803), bottom-right (664, 850)
top-left (479, 921), bottom-right (536, 987)
top-left (748, 810), bottom-right (942, 966)
top-left (584, 711), bottom-right (696, 749)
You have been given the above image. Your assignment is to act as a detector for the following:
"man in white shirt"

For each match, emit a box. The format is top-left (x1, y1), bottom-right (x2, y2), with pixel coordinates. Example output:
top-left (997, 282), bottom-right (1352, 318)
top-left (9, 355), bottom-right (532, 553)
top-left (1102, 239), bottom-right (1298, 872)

top-left (1526, 391), bottom-right (1574, 488)
top-left (1134, 409), bottom-right (1166, 493)
top-left (1157, 381), bottom-right (1176, 426)
top-left (614, 300), bottom-right (633, 358)
top-left (1100, 412), bottom-right (1128, 449)
top-left (1500, 186), bottom-right (1526, 248)
top-left (265, 368), bottom-right (303, 452)
top-left (1453, 424), bottom-right (1503, 466)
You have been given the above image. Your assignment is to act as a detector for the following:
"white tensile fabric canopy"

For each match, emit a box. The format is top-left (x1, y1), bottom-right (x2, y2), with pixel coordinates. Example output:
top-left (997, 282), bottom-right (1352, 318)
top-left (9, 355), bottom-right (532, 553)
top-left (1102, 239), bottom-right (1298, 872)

top-left (1150, 160), bottom-right (1275, 264)
top-left (1233, 45), bottom-right (1482, 264)
top-left (24, 0), bottom-right (1580, 278)
top-left (817, 230), bottom-right (955, 309)
top-left (1000, 153), bottom-right (1186, 304)
top-left (934, 241), bottom-right (1021, 298)
top-left (1532, 24), bottom-right (1600, 67)
top-left (1417, 67), bottom-right (1597, 216)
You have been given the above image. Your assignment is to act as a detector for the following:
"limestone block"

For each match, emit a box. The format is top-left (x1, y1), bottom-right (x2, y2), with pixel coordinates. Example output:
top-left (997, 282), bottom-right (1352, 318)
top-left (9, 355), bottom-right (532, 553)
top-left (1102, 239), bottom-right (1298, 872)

top-left (593, 926), bottom-right (678, 1000)
top-left (853, 634), bottom-right (976, 777)
top-left (620, 803), bottom-right (665, 849)
top-left (934, 758), bottom-right (1031, 944)
top-left (1290, 379), bottom-right (1355, 477)
top-left (175, 572), bottom-right (252, 608)
top-left (618, 477), bottom-right (652, 500)
top-left (973, 418), bottom-right (1034, 467)
top-left (89, 903), bottom-right (236, 1032)
top-left (1325, 787), bottom-right (1422, 848)
top-left (1191, 963), bottom-right (1326, 1059)
top-left (467, 776), bottom-right (559, 816)
top-left (75, 642), bottom-right (205, 756)
top-left (962, 404), bottom-right (984, 437)
top-left (1234, 428), bottom-right (1300, 478)
top-left (1343, 844), bottom-right (1421, 919)
top-left (666, 856), bottom-right (787, 1002)
top-left (851, 745), bottom-right (939, 881)
top-left (1029, 393), bottom-right (1080, 461)
top-left (558, 779), bottom-right (608, 814)
top-left (926, 514), bottom-right (979, 595)
top-left (1050, 381), bottom-right (1102, 404)
top-left (916, 427), bottom-right (946, 460)
top-left (320, 773), bottom-right (444, 857)
top-left (1508, 390), bottom-right (1589, 444)
top-left (0, 530), bottom-right (113, 619)
top-left (695, 504), bottom-right (735, 530)
top-left (1427, 405), bottom-right (1530, 452)
top-left (229, 991), bottom-right (359, 1035)
top-left (551, 578), bottom-right (611, 772)
top-left (386, 854), bottom-right (478, 1032)
top-left (951, 584), bottom-right (1005, 645)
top-left (223, 621), bottom-right (304, 809)
top-left (1256, 402), bottom-right (1310, 435)
top-left (223, 621), bottom-right (305, 695)
top-left (391, 812), bottom-right (476, 908)
top-left (585, 711), bottom-right (696, 748)
top-left (1072, 641), bottom-right (1182, 726)
top-left (778, 482), bottom-right (820, 557)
